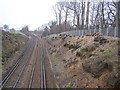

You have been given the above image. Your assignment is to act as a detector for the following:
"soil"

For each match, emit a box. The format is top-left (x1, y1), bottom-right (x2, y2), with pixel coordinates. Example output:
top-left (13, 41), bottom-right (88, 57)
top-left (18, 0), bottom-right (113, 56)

top-left (45, 34), bottom-right (119, 88)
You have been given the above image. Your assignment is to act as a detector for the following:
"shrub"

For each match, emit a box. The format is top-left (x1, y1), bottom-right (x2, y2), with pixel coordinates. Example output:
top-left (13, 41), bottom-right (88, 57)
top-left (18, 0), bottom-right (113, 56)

top-left (103, 49), bottom-right (112, 58)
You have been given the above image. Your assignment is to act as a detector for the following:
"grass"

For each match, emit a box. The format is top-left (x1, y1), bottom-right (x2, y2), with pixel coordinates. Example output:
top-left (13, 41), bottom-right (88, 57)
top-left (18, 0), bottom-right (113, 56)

top-left (2, 30), bottom-right (28, 64)
top-left (103, 49), bottom-right (113, 58)
top-left (66, 82), bottom-right (74, 89)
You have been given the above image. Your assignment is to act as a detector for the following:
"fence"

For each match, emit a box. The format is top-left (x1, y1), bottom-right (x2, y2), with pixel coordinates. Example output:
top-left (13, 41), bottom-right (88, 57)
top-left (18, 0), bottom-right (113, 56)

top-left (60, 27), bottom-right (120, 38)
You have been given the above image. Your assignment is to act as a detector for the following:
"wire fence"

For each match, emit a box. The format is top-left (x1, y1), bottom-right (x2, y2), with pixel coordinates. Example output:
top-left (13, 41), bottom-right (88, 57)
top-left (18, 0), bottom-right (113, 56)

top-left (60, 27), bottom-right (120, 38)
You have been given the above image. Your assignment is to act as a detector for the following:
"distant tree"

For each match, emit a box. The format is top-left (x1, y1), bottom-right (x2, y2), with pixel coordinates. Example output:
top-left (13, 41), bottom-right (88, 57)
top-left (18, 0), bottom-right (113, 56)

top-left (38, 27), bottom-right (40, 31)
top-left (34, 29), bottom-right (37, 33)
top-left (20, 25), bottom-right (29, 35)
top-left (21, 25), bottom-right (29, 31)
top-left (10, 28), bottom-right (15, 32)
top-left (42, 26), bottom-right (50, 36)
top-left (49, 21), bottom-right (57, 29)
top-left (3, 24), bottom-right (9, 31)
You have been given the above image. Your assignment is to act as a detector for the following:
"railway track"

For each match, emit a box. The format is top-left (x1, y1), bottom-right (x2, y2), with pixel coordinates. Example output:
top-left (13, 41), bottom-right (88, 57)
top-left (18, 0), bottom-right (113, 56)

top-left (0, 37), bottom-right (36, 89)
top-left (28, 40), bottom-right (38, 88)
top-left (40, 48), bottom-right (47, 89)
top-left (13, 40), bottom-right (38, 88)
top-left (1, 36), bottom-right (56, 89)
top-left (40, 38), bottom-right (57, 89)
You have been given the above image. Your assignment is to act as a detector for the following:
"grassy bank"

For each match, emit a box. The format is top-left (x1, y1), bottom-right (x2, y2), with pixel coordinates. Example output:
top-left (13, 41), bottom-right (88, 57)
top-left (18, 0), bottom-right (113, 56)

top-left (1, 30), bottom-right (28, 65)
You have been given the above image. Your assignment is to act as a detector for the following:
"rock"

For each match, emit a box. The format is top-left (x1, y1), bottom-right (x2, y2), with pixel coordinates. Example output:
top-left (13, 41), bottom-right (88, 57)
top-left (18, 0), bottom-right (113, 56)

top-left (83, 60), bottom-right (113, 78)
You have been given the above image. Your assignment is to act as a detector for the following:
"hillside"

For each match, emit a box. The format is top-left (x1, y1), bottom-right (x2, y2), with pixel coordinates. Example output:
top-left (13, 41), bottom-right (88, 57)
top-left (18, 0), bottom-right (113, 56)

top-left (1, 30), bottom-right (28, 74)
top-left (45, 33), bottom-right (120, 88)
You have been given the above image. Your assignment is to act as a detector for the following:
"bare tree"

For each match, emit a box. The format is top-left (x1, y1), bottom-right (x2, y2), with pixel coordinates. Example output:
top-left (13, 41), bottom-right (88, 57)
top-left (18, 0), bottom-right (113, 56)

top-left (63, 3), bottom-right (69, 30)
top-left (100, 2), bottom-right (105, 29)
top-left (53, 2), bottom-right (65, 32)
top-left (115, 1), bottom-right (120, 28)
top-left (89, 2), bottom-right (95, 29)
top-left (66, 1), bottom-right (81, 29)
top-left (86, 2), bottom-right (90, 29)
top-left (106, 2), bottom-right (116, 27)
top-left (81, 1), bottom-right (85, 29)
top-left (53, 5), bottom-right (58, 24)
top-left (51, 0), bottom-right (118, 35)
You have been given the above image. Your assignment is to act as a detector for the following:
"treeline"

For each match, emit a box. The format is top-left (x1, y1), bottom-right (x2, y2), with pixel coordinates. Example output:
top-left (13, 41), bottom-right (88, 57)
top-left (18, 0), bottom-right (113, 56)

top-left (41, 1), bottom-right (120, 36)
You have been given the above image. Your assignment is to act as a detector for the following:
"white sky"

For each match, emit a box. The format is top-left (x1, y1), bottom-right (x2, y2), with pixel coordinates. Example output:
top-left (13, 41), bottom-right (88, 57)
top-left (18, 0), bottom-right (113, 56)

top-left (0, 0), bottom-right (58, 30)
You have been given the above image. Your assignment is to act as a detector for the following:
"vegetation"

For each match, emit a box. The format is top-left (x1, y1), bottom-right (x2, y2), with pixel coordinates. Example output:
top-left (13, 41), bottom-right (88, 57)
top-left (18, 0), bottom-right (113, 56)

top-left (40, 1), bottom-right (119, 37)
top-left (66, 82), bottom-right (74, 88)
top-left (20, 25), bottom-right (29, 36)
top-left (2, 30), bottom-right (28, 64)
top-left (103, 49), bottom-right (113, 58)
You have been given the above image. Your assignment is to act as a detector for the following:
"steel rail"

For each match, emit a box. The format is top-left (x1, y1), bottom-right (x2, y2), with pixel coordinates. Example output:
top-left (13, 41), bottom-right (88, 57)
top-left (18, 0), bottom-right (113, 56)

top-left (13, 39), bottom-right (37, 88)
top-left (28, 40), bottom-right (38, 89)
top-left (0, 40), bottom-right (32, 89)
top-left (41, 44), bottom-right (47, 89)
top-left (0, 38), bottom-right (34, 89)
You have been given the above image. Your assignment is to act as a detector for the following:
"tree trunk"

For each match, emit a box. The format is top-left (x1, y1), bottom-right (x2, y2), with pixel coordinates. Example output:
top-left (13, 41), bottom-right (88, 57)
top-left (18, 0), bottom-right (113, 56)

top-left (65, 8), bottom-right (68, 30)
top-left (81, 2), bottom-right (85, 29)
top-left (101, 2), bottom-right (105, 29)
top-left (86, 2), bottom-right (90, 30)
top-left (116, 2), bottom-right (120, 28)
top-left (59, 11), bottom-right (62, 33)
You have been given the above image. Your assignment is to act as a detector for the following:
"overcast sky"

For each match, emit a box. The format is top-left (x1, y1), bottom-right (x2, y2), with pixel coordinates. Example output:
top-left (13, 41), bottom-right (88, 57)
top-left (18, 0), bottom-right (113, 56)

top-left (0, 0), bottom-right (58, 30)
